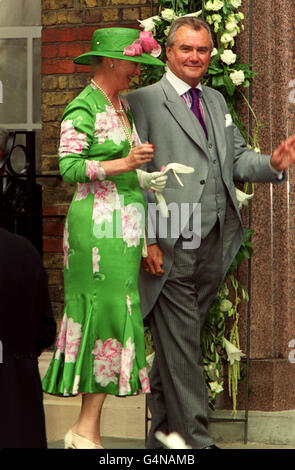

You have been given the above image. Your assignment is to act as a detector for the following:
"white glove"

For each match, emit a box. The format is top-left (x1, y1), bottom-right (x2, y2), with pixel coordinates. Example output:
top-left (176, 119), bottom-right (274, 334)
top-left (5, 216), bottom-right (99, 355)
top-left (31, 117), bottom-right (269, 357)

top-left (154, 163), bottom-right (195, 218)
top-left (137, 169), bottom-right (168, 191)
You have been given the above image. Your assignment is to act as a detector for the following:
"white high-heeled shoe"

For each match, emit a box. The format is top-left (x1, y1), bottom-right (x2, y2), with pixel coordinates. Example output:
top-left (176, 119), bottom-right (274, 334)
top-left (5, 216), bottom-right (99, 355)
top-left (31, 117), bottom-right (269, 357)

top-left (64, 429), bottom-right (104, 449)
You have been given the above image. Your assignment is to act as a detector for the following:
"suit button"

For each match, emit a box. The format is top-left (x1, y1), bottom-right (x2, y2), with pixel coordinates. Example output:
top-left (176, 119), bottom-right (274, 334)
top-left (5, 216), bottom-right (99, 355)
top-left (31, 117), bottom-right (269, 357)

top-left (213, 159), bottom-right (217, 164)
top-left (200, 179), bottom-right (206, 185)
top-left (208, 143), bottom-right (213, 149)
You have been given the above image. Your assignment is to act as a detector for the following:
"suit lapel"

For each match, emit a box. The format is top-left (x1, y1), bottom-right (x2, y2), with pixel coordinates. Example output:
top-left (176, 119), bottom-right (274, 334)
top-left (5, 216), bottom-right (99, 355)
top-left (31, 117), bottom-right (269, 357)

top-left (160, 77), bottom-right (209, 156)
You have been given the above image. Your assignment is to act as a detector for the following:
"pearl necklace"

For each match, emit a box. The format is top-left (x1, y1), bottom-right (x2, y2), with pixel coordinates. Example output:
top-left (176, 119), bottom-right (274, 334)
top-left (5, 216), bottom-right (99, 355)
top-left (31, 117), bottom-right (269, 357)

top-left (91, 79), bottom-right (134, 149)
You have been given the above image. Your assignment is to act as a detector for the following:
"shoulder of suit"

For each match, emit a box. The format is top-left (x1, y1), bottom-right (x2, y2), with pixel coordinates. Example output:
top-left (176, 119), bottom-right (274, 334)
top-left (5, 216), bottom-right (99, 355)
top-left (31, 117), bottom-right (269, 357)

top-left (127, 80), bottom-right (163, 99)
top-left (202, 84), bottom-right (226, 103)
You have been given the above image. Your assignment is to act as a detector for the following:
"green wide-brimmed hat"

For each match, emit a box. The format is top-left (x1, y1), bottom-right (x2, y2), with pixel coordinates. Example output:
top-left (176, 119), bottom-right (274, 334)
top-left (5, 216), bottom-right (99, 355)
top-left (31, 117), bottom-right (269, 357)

top-left (74, 27), bottom-right (165, 67)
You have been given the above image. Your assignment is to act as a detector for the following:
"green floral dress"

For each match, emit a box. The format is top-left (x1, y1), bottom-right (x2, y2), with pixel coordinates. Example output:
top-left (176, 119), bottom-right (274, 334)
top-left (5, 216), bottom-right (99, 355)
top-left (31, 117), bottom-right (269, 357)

top-left (42, 84), bottom-right (150, 397)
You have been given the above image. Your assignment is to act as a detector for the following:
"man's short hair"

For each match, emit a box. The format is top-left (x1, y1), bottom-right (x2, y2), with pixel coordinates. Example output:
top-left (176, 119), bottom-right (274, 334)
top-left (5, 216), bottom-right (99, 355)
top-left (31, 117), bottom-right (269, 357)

top-left (166, 16), bottom-right (214, 50)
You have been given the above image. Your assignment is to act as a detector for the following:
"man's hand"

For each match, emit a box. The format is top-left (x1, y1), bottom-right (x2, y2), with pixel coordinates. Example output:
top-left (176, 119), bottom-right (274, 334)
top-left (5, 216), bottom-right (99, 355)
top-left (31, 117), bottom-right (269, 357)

top-left (270, 134), bottom-right (295, 172)
top-left (142, 243), bottom-right (164, 276)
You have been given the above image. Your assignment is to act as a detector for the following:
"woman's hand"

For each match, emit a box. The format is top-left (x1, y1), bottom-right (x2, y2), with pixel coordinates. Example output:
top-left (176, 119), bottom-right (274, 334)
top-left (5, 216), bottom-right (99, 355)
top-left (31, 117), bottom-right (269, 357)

top-left (125, 142), bottom-right (154, 171)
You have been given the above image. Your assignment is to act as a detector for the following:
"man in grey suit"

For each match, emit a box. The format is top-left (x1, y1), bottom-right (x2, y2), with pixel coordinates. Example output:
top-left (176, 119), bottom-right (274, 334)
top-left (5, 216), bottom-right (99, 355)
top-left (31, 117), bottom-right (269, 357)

top-left (127, 16), bottom-right (295, 449)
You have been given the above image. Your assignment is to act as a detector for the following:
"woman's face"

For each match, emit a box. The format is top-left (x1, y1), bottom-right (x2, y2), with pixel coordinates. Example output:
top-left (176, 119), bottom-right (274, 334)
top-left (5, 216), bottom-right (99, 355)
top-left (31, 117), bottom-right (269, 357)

top-left (112, 58), bottom-right (141, 90)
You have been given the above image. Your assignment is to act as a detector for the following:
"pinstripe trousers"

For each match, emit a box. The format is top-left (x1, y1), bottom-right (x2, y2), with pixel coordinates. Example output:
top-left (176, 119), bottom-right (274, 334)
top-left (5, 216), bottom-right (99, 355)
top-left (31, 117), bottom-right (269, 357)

top-left (146, 222), bottom-right (223, 449)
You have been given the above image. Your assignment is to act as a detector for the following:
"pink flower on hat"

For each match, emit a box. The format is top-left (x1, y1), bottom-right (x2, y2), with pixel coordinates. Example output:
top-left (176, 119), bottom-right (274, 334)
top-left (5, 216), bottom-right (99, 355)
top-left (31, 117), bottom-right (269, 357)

top-left (123, 31), bottom-right (161, 58)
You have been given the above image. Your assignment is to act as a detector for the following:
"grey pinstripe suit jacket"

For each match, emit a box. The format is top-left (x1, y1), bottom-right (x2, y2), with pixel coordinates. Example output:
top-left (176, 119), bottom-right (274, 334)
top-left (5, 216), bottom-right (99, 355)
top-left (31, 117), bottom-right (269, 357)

top-left (127, 75), bottom-right (283, 318)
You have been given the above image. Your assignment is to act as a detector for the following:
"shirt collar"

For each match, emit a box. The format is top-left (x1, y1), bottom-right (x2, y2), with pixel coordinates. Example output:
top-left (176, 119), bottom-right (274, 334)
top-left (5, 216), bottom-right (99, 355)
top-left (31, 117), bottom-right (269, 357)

top-left (165, 67), bottom-right (203, 96)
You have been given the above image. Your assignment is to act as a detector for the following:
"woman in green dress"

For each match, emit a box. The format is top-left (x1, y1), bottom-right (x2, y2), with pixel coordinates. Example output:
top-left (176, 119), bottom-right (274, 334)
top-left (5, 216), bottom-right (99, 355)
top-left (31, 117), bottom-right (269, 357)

top-left (42, 27), bottom-right (166, 449)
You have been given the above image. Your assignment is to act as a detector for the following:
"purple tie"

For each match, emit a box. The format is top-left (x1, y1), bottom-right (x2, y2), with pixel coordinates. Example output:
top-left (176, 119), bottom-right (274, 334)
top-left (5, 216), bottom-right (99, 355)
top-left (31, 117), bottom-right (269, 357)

top-left (189, 88), bottom-right (208, 140)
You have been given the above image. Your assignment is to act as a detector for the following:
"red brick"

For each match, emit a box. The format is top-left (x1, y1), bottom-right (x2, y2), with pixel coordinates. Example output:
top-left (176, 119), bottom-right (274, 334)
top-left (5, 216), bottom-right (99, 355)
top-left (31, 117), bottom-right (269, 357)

top-left (43, 221), bottom-right (64, 237)
top-left (59, 205), bottom-right (70, 215)
top-left (78, 25), bottom-right (97, 40)
top-left (43, 205), bottom-right (60, 216)
top-left (75, 64), bottom-right (92, 73)
top-left (42, 27), bottom-right (77, 43)
top-left (67, 43), bottom-right (85, 58)
top-left (42, 44), bottom-right (58, 58)
top-left (58, 43), bottom-right (67, 58)
top-left (42, 59), bottom-right (76, 74)
top-left (43, 237), bottom-right (63, 253)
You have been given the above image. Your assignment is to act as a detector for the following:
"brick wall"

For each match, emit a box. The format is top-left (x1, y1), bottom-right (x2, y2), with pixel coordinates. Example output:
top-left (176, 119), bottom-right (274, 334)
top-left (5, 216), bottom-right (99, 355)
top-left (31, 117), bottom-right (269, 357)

top-left (41, 0), bottom-right (159, 325)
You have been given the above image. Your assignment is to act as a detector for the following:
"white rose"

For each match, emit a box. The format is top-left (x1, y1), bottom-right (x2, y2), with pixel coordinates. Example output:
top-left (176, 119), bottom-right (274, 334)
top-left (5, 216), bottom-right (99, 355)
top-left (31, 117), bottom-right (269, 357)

top-left (206, 0), bottom-right (224, 11)
top-left (220, 32), bottom-right (234, 44)
top-left (226, 21), bottom-right (238, 32)
top-left (230, 0), bottom-right (242, 8)
top-left (211, 47), bottom-right (218, 57)
top-left (161, 8), bottom-right (175, 22)
top-left (220, 49), bottom-right (237, 65)
top-left (212, 13), bottom-right (222, 23)
top-left (138, 16), bottom-right (160, 32)
top-left (211, 0), bottom-right (225, 11)
top-left (230, 69), bottom-right (245, 85)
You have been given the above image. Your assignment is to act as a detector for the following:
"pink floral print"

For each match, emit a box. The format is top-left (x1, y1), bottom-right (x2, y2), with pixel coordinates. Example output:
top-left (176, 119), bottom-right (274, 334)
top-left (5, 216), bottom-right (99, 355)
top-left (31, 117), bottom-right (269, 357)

top-left (55, 313), bottom-right (82, 363)
top-left (76, 182), bottom-right (91, 201)
top-left (92, 338), bottom-right (122, 387)
top-left (94, 105), bottom-right (127, 146)
top-left (92, 246), bottom-right (101, 274)
top-left (139, 367), bottom-right (151, 393)
top-left (85, 160), bottom-right (106, 182)
top-left (59, 120), bottom-right (88, 158)
top-left (121, 204), bottom-right (143, 248)
top-left (63, 220), bottom-right (70, 269)
top-left (118, 337), bottom-right (136, 395)
top-left (75, 180), bottom-right (121, 227)
top-left (92, 181), bottom-right (121, 226)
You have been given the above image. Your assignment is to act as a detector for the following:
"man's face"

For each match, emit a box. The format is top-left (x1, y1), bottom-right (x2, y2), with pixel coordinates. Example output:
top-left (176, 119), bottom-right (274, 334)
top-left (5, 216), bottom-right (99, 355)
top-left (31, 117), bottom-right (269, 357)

top-left (166, 26), bottom-right (212, 87)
